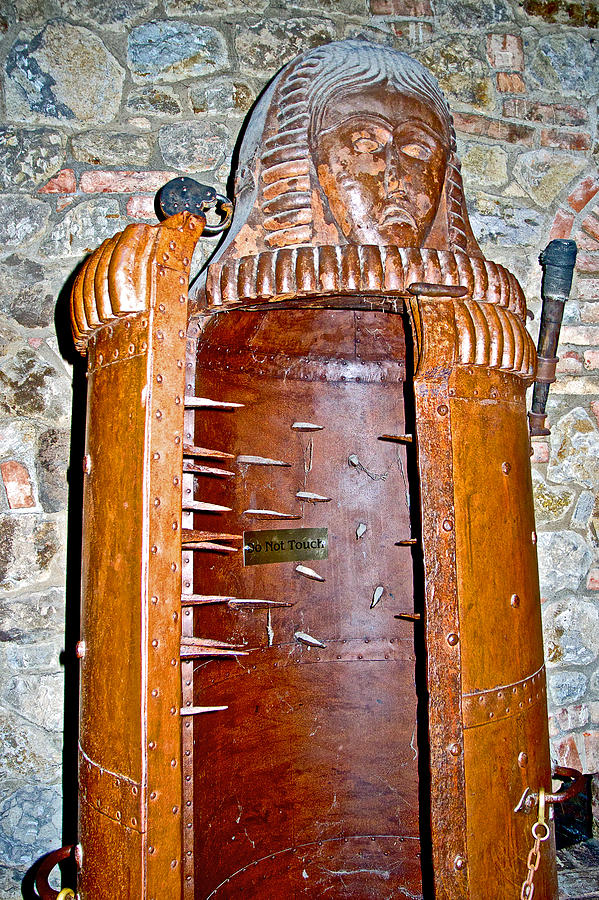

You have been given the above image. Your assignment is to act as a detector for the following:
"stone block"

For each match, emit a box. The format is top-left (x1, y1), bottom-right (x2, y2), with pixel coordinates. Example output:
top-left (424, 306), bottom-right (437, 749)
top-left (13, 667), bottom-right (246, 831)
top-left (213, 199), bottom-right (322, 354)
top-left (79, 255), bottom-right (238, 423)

top-left (71, 132), bottom-right (155, 167)
top-left (453, 112), bottom-right (534, 145)
top-left (584, 730), bottom-right (599, 772)
top-left (551, 733), bottom-right (584, 770)
top-left (1, 672), bottom-right (63, 731)
top-left (417, 36), bottom-right (493, 110)
top-left (36, 428), bottom-right (69, 514)
top-left (0, 587), bottom-right (64, 643)
top-left (126, 86), bottom-right (183, 118)
top-left (234, 17), bottom-right (336, 75)
top-left (532, 470), bottom-right (575, 524)
top-left (513, 150), bottom-right (586, 208)
top-left (370, 0), bottom-right (432, 12)
top-left (0, 194), bottom-right (50, 250)
top-left (0, 328), bottom-right (71, 422)
top-left (189, 78), bottom-right (255, 115)
top-left (0, 421), bottom-right (39, 513)
top-left (531, 440), bottom-right (549, 463)
top-left (0, 708), bottom-right (61, 783)
top-left (537, 530), bottom-right (593, 594)
top-left (486, 33), bottom-right (524, 70)
top-left (165, 0), bottom-right (268, 9)
top-left (0, 127), bottom-right (64, 191)
top-left (548, 670), bottom-right (588, 706)
top-left (39, 198), bottom-right (125, 259)
top-left (435, 0), bottom-right (513, 29)
top-left (158, 121), bottom-right (231, 173)
top-left (577, 253), bottom-right (599, 275)
top-left (571, 490), bottom-right (596, 530)
top-left (0, 516), bottom-right (61, 593)
top-left (0, 782), bottom-right (61, 868)
top-left (529, 33), bottom-right (599, 98)
top-left (468, 192), bottom-right (543, 247)
top-left (5, 22), bottom-right (124, 125)
top-left (553, 704), bottom-right (590, 733)
top-left (543, 598), bottom-right (599, 665)
top-left (0, 254), bottom-right (55, 328)
top-left (584, 349), bottom-right (599, 370)
top-left (588, 569), bottom-right (599, 591)
top-left (460, 144), bottom-right (508, 190)
top-left (57, 0), bottom-right (148, 27)
top-left (128, 21), bottom-right (228, 82)
top-left (126, 195), bottom-right (157, 220)
top-left (556, 351), bottom-right (583, 374)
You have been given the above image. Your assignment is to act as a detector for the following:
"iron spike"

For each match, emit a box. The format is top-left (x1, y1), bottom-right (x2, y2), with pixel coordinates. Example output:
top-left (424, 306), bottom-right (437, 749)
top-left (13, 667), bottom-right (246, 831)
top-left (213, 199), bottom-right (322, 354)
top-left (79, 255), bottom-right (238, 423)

top-left (242, 509), bottom-right (301, 519)
top-left (394, 613), bottom-right (422, 621)
top-left (182, 531), bottom-right (242, 543)
top-left (183, 541), bottom-right (238, 553)
top-left (295, 564), bottom-right (325, 582)
top-left (184, 396), bottom-right (244, 409)
top-left (180, 706), bottom-right (228, 715)
top-left (296, 491), bottom-right (331, 502)
top-left (395, 539), bottom-right (418, 546)
top-left (291, 422), bottom-right (324, 431)
top-left (378, 434), bottom-right (413, 443)
top-left (182, 500), bottom-right (232, 513)
top-left (183, 444), bottom-right (235, 460)
top-left (294, 631), bottom-right (326, 649)
top-left (371, 585), bottom-right (384, 609)
top-left (236, 455), bottom-right (291, 467)
top-left (182, 461), bottom-right (236, 477)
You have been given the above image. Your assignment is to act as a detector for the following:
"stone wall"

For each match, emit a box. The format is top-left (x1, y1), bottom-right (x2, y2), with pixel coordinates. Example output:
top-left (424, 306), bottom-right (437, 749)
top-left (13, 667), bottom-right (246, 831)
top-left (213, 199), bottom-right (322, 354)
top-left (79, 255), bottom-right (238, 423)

top-left (0, 0), bottom-right (598, 894)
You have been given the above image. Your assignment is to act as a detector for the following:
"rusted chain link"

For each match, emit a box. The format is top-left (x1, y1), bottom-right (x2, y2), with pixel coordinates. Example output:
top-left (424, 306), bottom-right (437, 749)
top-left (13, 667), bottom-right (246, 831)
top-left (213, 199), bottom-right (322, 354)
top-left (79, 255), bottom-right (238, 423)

top-left (520, 787), bottom-right (550, 899)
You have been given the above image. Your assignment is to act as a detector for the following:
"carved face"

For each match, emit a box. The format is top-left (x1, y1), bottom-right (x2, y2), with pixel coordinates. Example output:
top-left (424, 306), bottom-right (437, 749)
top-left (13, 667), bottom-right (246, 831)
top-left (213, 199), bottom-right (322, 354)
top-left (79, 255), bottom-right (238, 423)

top-left (314, 83), bottom-right (449, 247)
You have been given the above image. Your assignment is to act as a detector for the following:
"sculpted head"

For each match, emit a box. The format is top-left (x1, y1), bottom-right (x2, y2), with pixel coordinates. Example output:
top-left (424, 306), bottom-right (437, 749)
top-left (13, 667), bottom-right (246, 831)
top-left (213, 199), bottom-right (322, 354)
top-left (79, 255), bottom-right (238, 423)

top-left (205, 40), bottom-right (481, 272)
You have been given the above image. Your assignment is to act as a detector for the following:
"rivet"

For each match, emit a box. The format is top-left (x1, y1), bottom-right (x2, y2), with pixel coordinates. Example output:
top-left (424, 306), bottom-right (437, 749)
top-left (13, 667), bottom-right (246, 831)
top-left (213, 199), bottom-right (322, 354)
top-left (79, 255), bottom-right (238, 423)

top-left (74, 844), bottom-right (83, 868)
top-left (175, 395), bottom-right (181, 405)
top-left (149, 741), bottom-right (156, 749)
top-left (171, 859), bottom-right (178, 869)
top-left (98, 353), bottom-right (104, 364)
top-left (449, 742), bottom-right (461, 757)
top-left (437, 404), bottom-right (448, 416)
top-left (179, 329), bottom-right (185, 339)
top-left (179, 276), bottom-right (185, 285)
top-left (151, 688), bottom-right (159, 697)
top-left (172, 806), bottom-right (179, 814)
top-left (518, 752), bottom-right (528, 767)
top-left (454, 855), bottom-right (466, 872)
top-left (157, 330), bottom-right (164, 340)
top-left (131, 817), bottom-right (137, 826)
top-left (531, 531), bottom-right (537, 545)
top-left (156, 374), bottom-right (163, 383)
top-left (149, 846), bottom-right (155, 855)
top-left (159, 303), bottom-right (166, 313)
top-left (173, 476), bottom-right (179, 486)
top-left (150, 791), bottom-right (157, 800)
top-left (183, 256), bottom-right (190, 266)
top-left (153, 452), bottom-right (160, 460)
top-left (442, 518), bottom-right (453, 532)
top-left (171, 758), bottom-right (177, 768)
top-left (75, 640), bottom-right (86, 659)
top-left (156, 410), bottom-right (162, 419)
top-left (447, 632), bottom-right (459, 646)
top-left (502, 461), bottom-right (511, 475)
top-left (151, 595), bottom-right (158, 604)
top-left (152, 639), bottom-right (159, 648)
top-left (83, 454), bottom-right (92, 474)
top-left (154, 498), bottom-right (161, 507)
top-left (128, 343), bottom-right (135, 354)
top-left (169, 241), bottom-right (176, 251)
top-left (151, 545), bottom-right (158, 554)
top-left (511, 593), bottom-right (520, 608)
top-left (170, 706), bottom-right (176, 715)
top-left (162, 253), bottom-right (170, 262)
top-left (116, 811), bottom-right (121, 820)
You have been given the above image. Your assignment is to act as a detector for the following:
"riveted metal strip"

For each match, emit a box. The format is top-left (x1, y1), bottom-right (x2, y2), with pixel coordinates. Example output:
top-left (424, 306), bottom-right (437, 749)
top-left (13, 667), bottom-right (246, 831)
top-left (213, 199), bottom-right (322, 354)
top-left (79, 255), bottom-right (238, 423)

top-left (462, 666), bottom-right (546, 730)
top-left (79, 745), bottom-right (144, 832)
top-left (87, 314), bottom-right (150, 375)
top-left (411, 297), bottom-right (469, 897)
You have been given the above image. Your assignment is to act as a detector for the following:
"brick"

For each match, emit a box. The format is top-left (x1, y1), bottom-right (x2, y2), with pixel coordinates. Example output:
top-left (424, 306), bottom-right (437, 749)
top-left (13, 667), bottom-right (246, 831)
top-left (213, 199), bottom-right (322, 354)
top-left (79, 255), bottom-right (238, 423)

top-left (580, 303), bottom-right (599, 323)
top-left (496, 72), bottom-right (526, 93)
top-left (549, 208), bottom-right (574, 240)
top-left (80, 170), bottom-right (174, 193)
top-left (126, 195), bottom-right (157, 220)
top-left (370, 0), bottom-right (432, 12)
top-left (39, 168), bottom-right (77, 194)
top-left (587, 567), bottom-right (599, 590)
top-left (582, 211), bottom-right (599, 242)
top-left (575, 230), bottom-right (599, 252)
top-left (541, 129), bottom-right (592, 152)
top-left (453, 113), bottom-right (534, 146)
top-left (591, 400), bottom-right (599, 428)
top-left (502, 99), bottom-right (588, 126)
top-left (576, 253), bottom-right (599, 275)
top-left (584, 349), bottom-right (599, 370)
top-left (568, 175), bottom-right (599, 213)
top-left (583, 731), bottom-right (599, 772)
top-left (0, 460), bottom-right (35, 509)
top-left (531, 439), bottom-right (550, 463)
top-left (556, 351), bottom-right (583, 374)
top-left (560, 324), bottom-right (599, 344)
top-left (486, 33), bottom-right (524, 70)
top-left (552, 734), bottom-right (583, 771)
top-left (555, 705), bottom-right (590, 732)
top-left (577, 278), bottom-right (599, 301)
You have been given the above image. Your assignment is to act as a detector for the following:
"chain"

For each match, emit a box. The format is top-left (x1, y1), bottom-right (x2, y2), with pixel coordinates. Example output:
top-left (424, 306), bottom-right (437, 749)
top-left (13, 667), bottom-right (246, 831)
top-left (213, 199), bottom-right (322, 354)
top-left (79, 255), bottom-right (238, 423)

top-left (520, 787), bottom-right (550, 899)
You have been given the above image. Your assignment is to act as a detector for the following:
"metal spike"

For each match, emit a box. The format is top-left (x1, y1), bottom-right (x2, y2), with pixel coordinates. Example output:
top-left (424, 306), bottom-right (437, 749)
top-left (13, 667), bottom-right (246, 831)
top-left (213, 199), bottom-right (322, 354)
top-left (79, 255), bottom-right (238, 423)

top-left (236, 455), bottom-right (291, 467)
top-left (183, 444), bottom-right (234, 460)
top-left (181, 595), bottom-right (238, 605)
top-left (395, 538), bottom-right (418, 546)
top-left (356, 523), bottom-right (367, 540)
top-left (394, 613), bottom-right (421, 621)
top-left (183, 637), bottom-right (245, 648)
top-left (243, 508), bottom-right (301, 519)
top-left (184, 396), bottom-right (244, 409)
top-left (378, 434), bottom-right (413, 443)
top-left (180, 706), bottom-right (228, 715)
top-left (182, 531), bottom-right (242, 544)
top-left (228, 599), bottom-right (293, 609)
top-left (295, 564), bottom-right (325, 582)
top-left (184, 541), bottom-right (238, 553)
top-left (294, 630), bottom-right (326, 649)
top-left (180, 646), bottom-right (249, 658)
top-left (296, 491), bottom-right (331, 502)
top-left (291, 422), bottom-right (324, 431)
top-left (182, 460), bottom-right (235, 477)
top-left (371, 585), bottom-right (384, 609)
top-left (182, 500), bottom-right (232, 513)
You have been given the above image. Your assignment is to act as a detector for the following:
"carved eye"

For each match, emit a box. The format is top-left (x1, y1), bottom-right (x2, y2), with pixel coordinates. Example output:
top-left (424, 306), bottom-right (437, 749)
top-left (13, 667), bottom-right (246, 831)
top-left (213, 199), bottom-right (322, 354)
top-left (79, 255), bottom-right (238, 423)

top-left (400, 142), bottom-right (433, 161)
top-left (352, 135), bottom-right (384, 153)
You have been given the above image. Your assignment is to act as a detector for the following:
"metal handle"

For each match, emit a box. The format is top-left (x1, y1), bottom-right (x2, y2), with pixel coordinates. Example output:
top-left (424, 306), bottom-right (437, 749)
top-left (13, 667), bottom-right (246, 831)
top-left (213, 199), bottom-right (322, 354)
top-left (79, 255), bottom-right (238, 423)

top-left (35, 846), bottom-right (75, 900)
top-left (157, 176), bottom-right (234, 234)
top-left (546, 765), bottom-right (586, 805)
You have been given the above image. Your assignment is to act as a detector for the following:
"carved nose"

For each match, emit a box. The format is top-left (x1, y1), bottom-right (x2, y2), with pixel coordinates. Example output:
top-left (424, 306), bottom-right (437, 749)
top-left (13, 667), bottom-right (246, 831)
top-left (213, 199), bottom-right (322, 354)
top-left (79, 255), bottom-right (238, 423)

top-left (384, 143), bottom-right (402, 194)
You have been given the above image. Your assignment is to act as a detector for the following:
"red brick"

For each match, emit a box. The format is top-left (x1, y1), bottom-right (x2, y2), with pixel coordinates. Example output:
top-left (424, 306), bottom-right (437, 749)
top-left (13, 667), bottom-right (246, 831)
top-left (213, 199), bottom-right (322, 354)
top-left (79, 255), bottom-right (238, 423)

top-left (530, 439), bottom-right (549, 463)
top-left (568, 175), bottom-right (599, 212)
top-left (577, 278), bottom-right (599, 300)
top-left (587, 567), bottom-right (599, 590)
top-left (591, 400), bottom-right (599, 427)
top-left (583, 731), bottom-right (599, 772)
top-left (552, 734), bottom-right (583, 771)
top-left (126, 195), bottom-right (157, 220)
top-left (56, 197), bottom-right (75, 212)
top-left (574, 230), bottom-right (599, 252)
top-left (502, 99), bottom-right (588, 126)
top-left (556, 350), bottom-right (583, 374)
top-left (453, 112), bottom-right (534, 146)
top-left (39, 168), bottom-right (76, 194)
top-left (486, 33), bottom-right (524, 70)
top-left (584, 349), bottom-right (599, 370)
top-left (496, 72), bottom-right (526, 93)
top-left (582, 211), bottom-right (599, 242)
top-left (541, 129), bottom-right (592, 151)
top-left (27, 337), bottom-right (43, 349)
top-left (80, 170), bottom-right (174, 193)
top-left (370, 0), bottom-right (432, 11)
top-left (0, 460), bottom-right (35, 509)
top-left (576, 252), bottom-right (599, 275)
top-left (549, 208), bottom-right (574, 240)
top-left (580, 302), bottom-right (599, 324)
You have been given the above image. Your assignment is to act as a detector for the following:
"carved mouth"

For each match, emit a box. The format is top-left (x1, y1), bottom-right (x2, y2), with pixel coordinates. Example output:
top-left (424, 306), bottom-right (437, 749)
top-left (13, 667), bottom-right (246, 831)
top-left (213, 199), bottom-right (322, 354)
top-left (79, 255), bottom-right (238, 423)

top-left (379, 206), bottom-right (417, 228)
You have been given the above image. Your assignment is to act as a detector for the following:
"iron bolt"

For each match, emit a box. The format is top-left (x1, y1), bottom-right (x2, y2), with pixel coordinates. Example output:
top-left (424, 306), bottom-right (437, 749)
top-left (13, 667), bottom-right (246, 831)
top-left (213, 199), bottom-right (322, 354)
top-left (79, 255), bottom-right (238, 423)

top-left (75, 640), bottom-right (86, 659)
top-left (518, 752), bottom-right (529, 767)
top-left (449, 742), bottom-right (461, 757)
top-left (83, 454), bottom-right (91, 474)
top-left (447, 632), bottom-right (459, 646)
top-left (454, 855), bottom-right (466, 871)
top-left (502, 461), bottom-right (511, 475)
top-left (437, 404), bottom-right (448, 416)
top-left (511, 594), bottom-right (521, 608)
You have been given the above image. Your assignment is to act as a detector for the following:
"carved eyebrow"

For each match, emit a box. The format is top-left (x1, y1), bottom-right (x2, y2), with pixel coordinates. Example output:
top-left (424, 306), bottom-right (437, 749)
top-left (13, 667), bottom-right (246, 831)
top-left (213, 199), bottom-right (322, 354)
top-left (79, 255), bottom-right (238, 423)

top-left (321, 113), bottom-right (393, 135)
